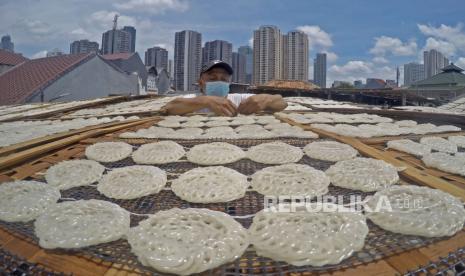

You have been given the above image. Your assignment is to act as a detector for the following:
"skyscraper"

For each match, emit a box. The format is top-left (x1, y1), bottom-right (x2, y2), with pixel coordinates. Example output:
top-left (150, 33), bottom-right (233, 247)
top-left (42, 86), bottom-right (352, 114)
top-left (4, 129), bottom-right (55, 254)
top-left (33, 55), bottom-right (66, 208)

top-left (283, 31), bottom-right (309, 81)
top-left (174, 30), bottom-right (202, 91)
top-left (145, 46), bottom-right (168, 70)
top-left (1, 35), bottom-right (14, 52)
top-left (238, 45), bottom-right (252, 84)
top-left (123, 26), bottom-right (136, 53)
top-left (314, 53), bottom-right (327, 88)
top-left (232, 52), bottom-right (246, 83)
top-left (202, 40), bottom-right (232, 66)
top-left (253, 25), bottom-right (283, 85)
top-left (101, 29), bottom-right (131, 55)
top-left (423, 49), bottom-right (449, 78)
top-left (70, 39), bottom-right (99, 54)
top-left (403, 62), bottom-right (425, 86)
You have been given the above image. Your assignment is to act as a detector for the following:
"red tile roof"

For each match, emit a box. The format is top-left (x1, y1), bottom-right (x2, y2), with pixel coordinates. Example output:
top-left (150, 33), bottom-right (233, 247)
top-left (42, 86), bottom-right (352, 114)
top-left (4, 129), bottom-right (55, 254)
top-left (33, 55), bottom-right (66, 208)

top-left (0, 53), bottom-right (94, 105)
top-left (101, 52), bottom-right (134, 60)
top-left (0, 49), bottom-right (28, 66)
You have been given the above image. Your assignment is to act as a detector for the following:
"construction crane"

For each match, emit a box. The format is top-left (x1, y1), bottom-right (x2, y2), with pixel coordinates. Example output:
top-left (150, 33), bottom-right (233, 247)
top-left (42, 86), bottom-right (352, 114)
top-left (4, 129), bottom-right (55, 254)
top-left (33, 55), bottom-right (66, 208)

top-left (112, 14), bottom-right (119, 30)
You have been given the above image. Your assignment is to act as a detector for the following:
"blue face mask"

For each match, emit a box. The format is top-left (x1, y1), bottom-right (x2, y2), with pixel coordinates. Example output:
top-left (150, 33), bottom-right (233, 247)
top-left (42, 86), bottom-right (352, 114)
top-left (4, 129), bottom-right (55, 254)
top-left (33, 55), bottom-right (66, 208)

top-left (205, 81), bottom-right (230, 97)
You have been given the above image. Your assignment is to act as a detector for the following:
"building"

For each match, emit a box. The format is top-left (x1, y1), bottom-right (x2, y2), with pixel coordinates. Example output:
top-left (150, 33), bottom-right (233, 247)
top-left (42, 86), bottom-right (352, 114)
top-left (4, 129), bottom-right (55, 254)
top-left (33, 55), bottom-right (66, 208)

top-left (424, 49), bottom-right (449, 78)
top-left (0, 49), bottom-right (28, 74)
top-left (123, 26), bottom-right (136, 53)
top-left (232, 52), bottom-right (246, 83)
top-left (404, 62), bottom-right (425, 86)
top-left (102, 52), bottom-right (147, 89)
top-left (365, 78), bottom-right (387, 89)
top-left (202, 40), bottom-right (232, 66)
top-left (409, 63), bottom-right (465, 101)
top-left (168, 59), bottom-right (173, 78)
top-left (46, 48), bottom-right (64, 57)
top-left (0, 53), bottom-right (138, 105)
top-left (101, 29), bottom-right (131, 55)
top-left (253, 25), bottom-right (283, 85)
top-left (145, 46), bottom-right (168, 70)
top-left (314, 53), bottom-right (327, 88)
top-left (70, 39), bottom-right (99, 54)
top-left (386, 79), bottom-right (397, 88)
top-left (174, 30), bottom-right (202, 91)
top-left (282, 31), bottom-right (309, 81)
top-left (354, 80), bottom-right (364, 88)
top-left (1, 35), bottom-right (14, 52)
top-left (238, 45), bottom-right (253, 84)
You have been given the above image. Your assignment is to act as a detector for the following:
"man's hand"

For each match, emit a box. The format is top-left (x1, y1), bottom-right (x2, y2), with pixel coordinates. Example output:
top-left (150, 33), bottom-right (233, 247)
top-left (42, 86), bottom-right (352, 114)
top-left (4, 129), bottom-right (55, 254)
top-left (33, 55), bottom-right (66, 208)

top-left (237, 94), bottom-right (268, 115)
top-left (238, 94), bottom-right (287, 114)
top-left (201, 96), bottom-right (237, 116)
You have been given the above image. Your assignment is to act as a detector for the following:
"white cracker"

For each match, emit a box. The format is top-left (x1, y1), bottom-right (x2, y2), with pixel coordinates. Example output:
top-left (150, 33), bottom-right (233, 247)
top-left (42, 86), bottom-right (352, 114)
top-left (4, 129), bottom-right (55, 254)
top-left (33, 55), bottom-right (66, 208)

top-left (449, 135), bottom-right (465, 148)
top-left (422, 152), bottom-right (465, 176)
top-left (132, 141), bottom-right (185, 164)
top-left (251, 164), bottom-right (329, 197)
top-left (187, 142), bottom-right (245, 165)
top-left (0, 181), bottom-right (60, 222)
top-left (366, 185), bottom-right (465, 237)
top-left (45, 159), bottom-right (105, 190)
top-left (387, 139), bottom-right (431, 157)
top-left (34, 199), bottom-right (130, 249)
top-left (326, 157), bottom-right (399, 192)
top-left (171, 166), bottom-right (248, 203)
top-left (85, 142), bottom-right (133, 162)
top-left (127, 208), bottom-right (249, 275)
top-left (247, 142), bottom-right (303, 164)
top-left (304, 141), bottom-right (358, 161)
top-left (420, 137), bottom-right (458, 154)
top-left (249, 203), bottom-right (368, 266)
top-left (97, 166), bottom-right (167, 199)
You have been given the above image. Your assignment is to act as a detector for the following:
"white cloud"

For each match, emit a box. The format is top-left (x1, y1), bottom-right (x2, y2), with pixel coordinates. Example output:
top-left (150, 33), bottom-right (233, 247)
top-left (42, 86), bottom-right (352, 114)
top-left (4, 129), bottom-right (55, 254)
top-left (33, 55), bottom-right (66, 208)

top-left (31, 50), bottom-right (48, 59)
top-left (321, 51), bottom-right (338, 63)
top-left (248, 37), bottom-right (253, 47)
top-left (418, 23), bottom-right (465, 50)
top-left (296, 25), bottom-right (333, 49)
top-left (369, 36), bottom-right (417, 56)
top-left (114, 0), bottom-right (189, 14)
top-left (87, 10), bottom-right (138, 30)
top-left (328, 60), bottom-right (397, 84)
top-left (455, 57), bottom-right (465, 69)
top-left (422, 37), bottom-right (456, 58)
top-left (373, 56), bottom-right (389, 64)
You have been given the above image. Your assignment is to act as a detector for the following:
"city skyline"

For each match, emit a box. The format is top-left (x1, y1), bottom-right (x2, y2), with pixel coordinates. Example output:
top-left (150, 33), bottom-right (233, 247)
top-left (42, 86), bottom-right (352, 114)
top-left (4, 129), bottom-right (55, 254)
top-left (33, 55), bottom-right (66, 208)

top-left (1, 0), bottom-right (465, 85)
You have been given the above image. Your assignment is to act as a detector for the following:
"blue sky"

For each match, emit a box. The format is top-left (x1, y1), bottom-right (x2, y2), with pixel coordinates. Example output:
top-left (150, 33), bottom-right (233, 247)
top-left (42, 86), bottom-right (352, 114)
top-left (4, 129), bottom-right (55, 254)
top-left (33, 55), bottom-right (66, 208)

top-left (1, 0), bottom-right (465, 85)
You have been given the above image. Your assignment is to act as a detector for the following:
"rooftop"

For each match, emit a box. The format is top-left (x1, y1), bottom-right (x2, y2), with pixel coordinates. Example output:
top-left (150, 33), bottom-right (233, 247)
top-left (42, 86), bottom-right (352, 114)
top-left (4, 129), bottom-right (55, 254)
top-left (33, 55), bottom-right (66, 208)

top-left (0, 49), bottom-right (28, 66)
top-left (0, 53), bottom-right (94, 105)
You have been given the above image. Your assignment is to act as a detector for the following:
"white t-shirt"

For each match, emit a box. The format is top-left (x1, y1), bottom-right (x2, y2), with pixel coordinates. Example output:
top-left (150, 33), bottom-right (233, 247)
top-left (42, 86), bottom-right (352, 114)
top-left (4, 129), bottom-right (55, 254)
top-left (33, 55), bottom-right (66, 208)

top-left (184, 93), bottom-right (254, 112)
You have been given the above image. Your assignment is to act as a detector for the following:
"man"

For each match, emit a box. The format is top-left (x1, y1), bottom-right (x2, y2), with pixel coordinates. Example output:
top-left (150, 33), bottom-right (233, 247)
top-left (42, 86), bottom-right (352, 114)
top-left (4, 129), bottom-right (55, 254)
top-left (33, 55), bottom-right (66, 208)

top-left (161, 60), bottom-right (287, 116)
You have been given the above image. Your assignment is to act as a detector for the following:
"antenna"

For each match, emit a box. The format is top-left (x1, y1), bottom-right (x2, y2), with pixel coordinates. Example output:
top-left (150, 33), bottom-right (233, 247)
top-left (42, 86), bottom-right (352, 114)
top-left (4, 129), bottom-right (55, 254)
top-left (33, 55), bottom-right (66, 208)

top-left (112, 14), bottom-right (119, 30)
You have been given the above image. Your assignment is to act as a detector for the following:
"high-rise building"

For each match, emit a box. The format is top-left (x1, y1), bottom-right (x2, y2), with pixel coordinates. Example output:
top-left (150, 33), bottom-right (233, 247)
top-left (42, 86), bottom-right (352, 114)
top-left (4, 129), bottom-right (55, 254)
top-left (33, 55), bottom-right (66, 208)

top-left (1, 35), bottom-right (14, 52)
top-left (145, 46), bottom-right (168, 70)
top-left (168, 59), bottom-right (174, 78)
top-left (404, 62), bottom-right (425, 86)
top-left (202, 40), bottom-right (232, 66)
top-left (101, 29), bottom-right (131, 55)
top-left (283, 31), bottom-right (309, 81)
top-left (238, 45), bottom-right (253, 84)
top-left (423, 49), bottom-right (449, 78)
top-left (314, 53), bottom-right (327, 88)
top-left (232, 52), bottom-right (246, 83)
top-left (174, 30), bottom-right (202, 91)
top-left (253, 25), bottom-right (283, 85)
top-left (123, 26), bottom-right (136, 53)
top-left (70, 39), bottom-right (99, 54)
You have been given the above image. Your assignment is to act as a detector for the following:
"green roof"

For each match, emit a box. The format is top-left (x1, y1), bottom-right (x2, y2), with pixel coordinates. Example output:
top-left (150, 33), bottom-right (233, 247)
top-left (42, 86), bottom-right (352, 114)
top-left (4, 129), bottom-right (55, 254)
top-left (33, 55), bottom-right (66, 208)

top-left (409, 63), bottom-right (465, 90)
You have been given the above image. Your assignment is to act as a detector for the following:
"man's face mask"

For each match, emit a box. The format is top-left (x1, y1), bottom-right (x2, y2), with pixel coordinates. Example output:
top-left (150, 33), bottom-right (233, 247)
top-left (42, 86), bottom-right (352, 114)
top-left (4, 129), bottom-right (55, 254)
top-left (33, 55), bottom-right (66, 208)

top-left (205, 81), bottom-right (230, 97)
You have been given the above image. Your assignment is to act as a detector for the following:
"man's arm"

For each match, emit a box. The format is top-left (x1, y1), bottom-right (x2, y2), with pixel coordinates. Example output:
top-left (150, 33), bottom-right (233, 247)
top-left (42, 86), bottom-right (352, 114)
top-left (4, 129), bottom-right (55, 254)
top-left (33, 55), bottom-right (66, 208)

top-left (237, 94), bottom-right (287, 114)
top-left (160, 96), bottom-right (238, 116)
